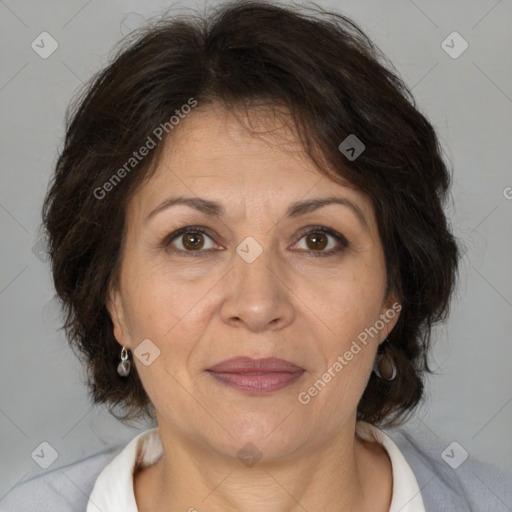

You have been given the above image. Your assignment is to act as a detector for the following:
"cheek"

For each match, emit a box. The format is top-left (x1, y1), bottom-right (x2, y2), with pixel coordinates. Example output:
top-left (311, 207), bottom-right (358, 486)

top-left (119, 257), bottom-right (203, 336)
top-left (301, 298), bottom-right (380, 424)
top-left (300, 266), bottom-right (385, 408)
top-left (120, 267), bottom-right (215, 391)
top-left (314, 266), bottom-right (386, 339)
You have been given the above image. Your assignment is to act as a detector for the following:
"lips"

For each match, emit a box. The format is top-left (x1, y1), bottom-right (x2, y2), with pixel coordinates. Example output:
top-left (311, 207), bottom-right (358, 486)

top-left (208, 356), bottom-right (303, 373)
top-left (207, 357), bottom-right (305, 394)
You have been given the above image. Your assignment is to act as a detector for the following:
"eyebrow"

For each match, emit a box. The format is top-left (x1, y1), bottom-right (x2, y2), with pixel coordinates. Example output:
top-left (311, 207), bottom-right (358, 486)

top-left (144, 195), bottom-right (368, 230)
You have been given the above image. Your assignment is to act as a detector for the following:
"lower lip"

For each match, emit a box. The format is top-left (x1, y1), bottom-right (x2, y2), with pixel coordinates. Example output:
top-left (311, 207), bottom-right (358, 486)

top-left (207, 370), bottom-right (305, 393)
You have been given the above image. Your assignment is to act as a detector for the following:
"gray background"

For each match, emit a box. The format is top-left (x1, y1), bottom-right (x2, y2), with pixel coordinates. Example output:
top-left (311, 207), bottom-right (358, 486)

top-left (1, 0), bottom-right (511, 502)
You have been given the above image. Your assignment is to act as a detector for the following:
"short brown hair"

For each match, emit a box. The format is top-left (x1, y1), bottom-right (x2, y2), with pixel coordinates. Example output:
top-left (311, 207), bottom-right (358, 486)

top-left (42, 0), bottom-right (459, 427)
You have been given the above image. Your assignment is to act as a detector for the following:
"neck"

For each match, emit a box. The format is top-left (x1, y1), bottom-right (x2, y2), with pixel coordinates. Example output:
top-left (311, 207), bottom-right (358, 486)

top-left (134, 420), bottom-right (392, 512)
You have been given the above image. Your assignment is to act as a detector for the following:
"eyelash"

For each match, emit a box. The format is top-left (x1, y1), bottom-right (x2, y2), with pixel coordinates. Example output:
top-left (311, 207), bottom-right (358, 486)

top-left (159, 225), bottom-right (349, 258)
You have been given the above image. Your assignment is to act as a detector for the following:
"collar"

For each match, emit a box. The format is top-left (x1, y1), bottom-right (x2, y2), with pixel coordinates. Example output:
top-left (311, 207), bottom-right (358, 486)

top-left (87, 421), bottom-right (426, 512)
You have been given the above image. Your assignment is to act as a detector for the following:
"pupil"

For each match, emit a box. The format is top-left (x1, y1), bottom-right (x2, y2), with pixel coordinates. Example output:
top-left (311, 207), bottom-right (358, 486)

top-left (184, 233), bottom-right (203, 250)
top-left (308, 233), bottom-right (327, 250)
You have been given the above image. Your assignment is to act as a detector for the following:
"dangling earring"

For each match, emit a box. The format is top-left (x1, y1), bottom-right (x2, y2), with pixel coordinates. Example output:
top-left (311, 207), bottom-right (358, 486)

top-left (373, 339), bottom-right (397, 381)
top-left (117, 346), bottom-right (131, 377)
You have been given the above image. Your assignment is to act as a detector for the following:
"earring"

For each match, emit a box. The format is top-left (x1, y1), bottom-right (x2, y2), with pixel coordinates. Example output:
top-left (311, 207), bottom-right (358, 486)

top-left (117, 346), bottom-right (131, 377)
top-left (373, 340), bottom-right (397, 381)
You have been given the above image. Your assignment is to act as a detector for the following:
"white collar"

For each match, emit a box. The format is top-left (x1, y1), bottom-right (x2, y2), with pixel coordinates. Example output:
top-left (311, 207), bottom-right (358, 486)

top-left (356, 422), bottom-right (426, 511)
top-left (87, 421), bottom-right (425, 512)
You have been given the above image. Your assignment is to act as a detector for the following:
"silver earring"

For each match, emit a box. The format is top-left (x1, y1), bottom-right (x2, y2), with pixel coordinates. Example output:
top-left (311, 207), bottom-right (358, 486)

top-left (117, 346), bottom-right (131, 377)
top-left (373, 340), bottom-right (397, 381)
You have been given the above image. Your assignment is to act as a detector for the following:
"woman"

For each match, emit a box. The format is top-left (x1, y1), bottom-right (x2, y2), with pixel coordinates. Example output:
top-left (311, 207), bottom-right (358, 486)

top-left (3, 1), bottom-right (510, 511)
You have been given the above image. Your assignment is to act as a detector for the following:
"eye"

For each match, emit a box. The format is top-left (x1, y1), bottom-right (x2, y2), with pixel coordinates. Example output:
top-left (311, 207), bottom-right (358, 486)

top-left (292, 226), bottom-right (348, 257)
top-left (164, 226), bottom-right (219, 256)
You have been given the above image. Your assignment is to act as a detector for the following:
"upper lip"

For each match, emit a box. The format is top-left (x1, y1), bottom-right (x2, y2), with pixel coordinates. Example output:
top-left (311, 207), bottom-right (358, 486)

top-left (207, 357), bottom-right (304, 373)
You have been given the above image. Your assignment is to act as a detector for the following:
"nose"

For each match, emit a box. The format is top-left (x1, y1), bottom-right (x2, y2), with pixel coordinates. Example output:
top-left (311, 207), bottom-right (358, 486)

top-left (220, 243), bottom-right (295, 333)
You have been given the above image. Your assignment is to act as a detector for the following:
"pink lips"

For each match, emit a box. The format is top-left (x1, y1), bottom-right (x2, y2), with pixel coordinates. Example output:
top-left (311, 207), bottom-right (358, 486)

top-left (207, 357), bottom-right (305, 394)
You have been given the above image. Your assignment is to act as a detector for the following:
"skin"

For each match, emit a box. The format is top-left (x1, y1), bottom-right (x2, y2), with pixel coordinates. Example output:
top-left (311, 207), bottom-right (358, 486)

top-left (107, 104), bottom-right (400, 512)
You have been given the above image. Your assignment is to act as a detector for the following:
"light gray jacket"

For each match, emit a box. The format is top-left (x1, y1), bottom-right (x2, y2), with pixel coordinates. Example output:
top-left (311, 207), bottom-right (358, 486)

top-left (1, 426), bottom-right (511, 511)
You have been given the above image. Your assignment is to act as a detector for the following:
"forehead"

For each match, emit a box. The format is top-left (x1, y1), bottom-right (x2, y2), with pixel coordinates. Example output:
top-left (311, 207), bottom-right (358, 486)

top-left (160, 105), bottom-right (321, 180)
top-left (126, 104), bottom-right (372, 222)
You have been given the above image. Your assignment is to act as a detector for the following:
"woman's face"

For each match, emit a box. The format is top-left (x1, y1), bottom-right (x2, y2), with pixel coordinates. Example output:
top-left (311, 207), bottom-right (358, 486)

top-left (108, 105), bottom-right (399, 460)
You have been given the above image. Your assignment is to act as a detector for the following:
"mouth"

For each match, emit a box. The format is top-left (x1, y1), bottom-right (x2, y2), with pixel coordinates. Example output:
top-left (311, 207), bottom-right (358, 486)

top-left (206, 357), bottom-right (305, 394)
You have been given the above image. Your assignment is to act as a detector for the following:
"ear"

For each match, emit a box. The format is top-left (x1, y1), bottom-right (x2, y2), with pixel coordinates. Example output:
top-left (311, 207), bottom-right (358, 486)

top-left (378, 293), bottom-right (402, 344)
top-left (106, 282), bottom-right (130, 349)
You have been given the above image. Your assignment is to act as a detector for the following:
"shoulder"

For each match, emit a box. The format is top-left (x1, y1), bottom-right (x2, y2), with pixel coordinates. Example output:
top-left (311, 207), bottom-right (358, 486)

top-left (0, 444), bottom-right (123, 512)
top-left (384, 425), bottom-right (512, 512)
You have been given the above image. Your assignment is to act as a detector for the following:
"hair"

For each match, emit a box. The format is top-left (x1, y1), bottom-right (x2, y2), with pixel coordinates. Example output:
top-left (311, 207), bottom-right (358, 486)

top-left (41, 0), bottom-right (459, 427)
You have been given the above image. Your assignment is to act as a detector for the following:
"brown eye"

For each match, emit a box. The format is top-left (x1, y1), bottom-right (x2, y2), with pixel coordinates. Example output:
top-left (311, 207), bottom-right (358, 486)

top-left (305, 232), bottom-right (328, 250)
top-left (182, 232), bottom-right (205, 250)
top-left (293, 227), bottom-right (348, 256)
top-left (166, 228), bottom-right (217, 254)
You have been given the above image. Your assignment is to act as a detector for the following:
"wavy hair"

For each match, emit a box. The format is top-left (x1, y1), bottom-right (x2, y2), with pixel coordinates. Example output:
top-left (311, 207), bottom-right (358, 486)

top-left (41, 0), bottom-right (459, 427)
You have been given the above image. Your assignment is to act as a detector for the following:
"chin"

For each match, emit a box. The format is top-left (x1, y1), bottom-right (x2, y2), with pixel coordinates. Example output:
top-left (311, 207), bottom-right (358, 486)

top-left (206, 412), bottom-right (307, 461)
